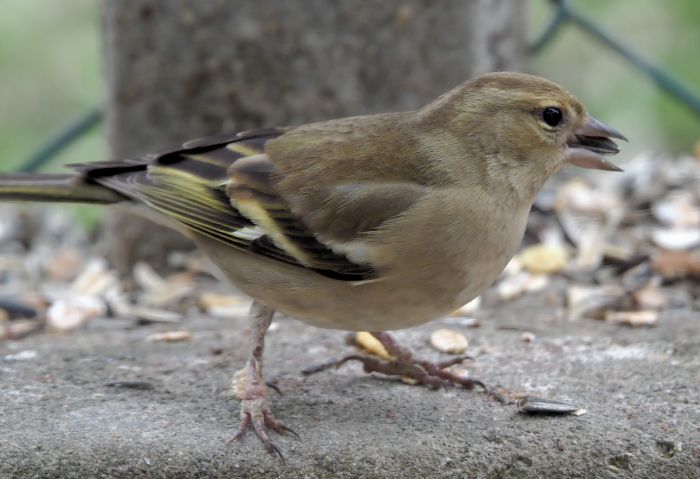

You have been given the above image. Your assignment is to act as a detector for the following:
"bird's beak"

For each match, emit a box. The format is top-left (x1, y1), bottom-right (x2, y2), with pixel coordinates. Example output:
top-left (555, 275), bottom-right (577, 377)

top-left (565, 115), bottom-right (626, 172)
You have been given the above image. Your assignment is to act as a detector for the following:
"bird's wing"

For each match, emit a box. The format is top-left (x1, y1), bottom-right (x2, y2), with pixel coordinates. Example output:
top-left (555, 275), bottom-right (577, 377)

top-left (70, 127), bottom-right (424, 282)
top-left (227, 153), bottom-right (428, 272)
top-left (262, 113), bottom-right (430, 246)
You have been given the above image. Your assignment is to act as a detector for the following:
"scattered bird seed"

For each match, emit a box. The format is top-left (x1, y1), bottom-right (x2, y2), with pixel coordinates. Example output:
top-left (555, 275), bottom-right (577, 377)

top-left (651, 228), bottom-right (700, 250)
top-left (632, 280), bottom-right (667, 310)
top-left (0, 298), bottom-right (37, 318)
top-left (520, 331), bottom-right (536, 343)
top-left (129, 306), bottom-right (182, 323)
top-left (652, 250), bottom-right (700, 279)
top-left (47, 296), bottom-right (107, 331)
top-left (567, 285), bottom-right (623, 321)
top-left (199, 293), bottom-right (250, 318)
top-left (605, 310), bottom-right (659, 327)
top-left (0, 319), bottom-right (42, 340)
top-left (430, 328), bottom-right (468, 354)
top-left (519, 243), bottom-right (568, 274)
top-left (3, 349), bottom-right (38, 361)
top-left (355, 331), bottom-right (393, 360)
top-left (146, 330), bottom-right (192, 342)
top-left (133, 262), bottom-right (168, 292)
top-left (517, 396), bottom-right (584, 415)
top-left (70, 259), bottom-right (118, 296)
top-left (450, 296), bottom-right (481, 316)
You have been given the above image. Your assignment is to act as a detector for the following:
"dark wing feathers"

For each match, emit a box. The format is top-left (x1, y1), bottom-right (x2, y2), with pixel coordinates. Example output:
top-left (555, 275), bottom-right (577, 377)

top-left (227, 154), bottom-right (376, 278)
top-left (71, 128), bottom-right (376, 281)
top-left (179, 127), bottom-right (282, 150)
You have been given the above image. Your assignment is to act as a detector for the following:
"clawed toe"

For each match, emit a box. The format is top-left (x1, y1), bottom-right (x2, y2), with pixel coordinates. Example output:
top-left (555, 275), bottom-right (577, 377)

top-left (266, 382), bottom-right (283, 397)
top-left (336, 353), bottom-right (455, 389)
top-left (436, 355), bottom-right (474, 369)
top-left (263, 409), bottom-right (299, 439)
top-left (230, 401), bottom-right (297, 460)
top-left (335, 332), bottom-right (490, 394)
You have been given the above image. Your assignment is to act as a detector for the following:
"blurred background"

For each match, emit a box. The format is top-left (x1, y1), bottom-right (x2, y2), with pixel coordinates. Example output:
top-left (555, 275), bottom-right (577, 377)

top-left (2, 3), bottom-right (699, 474)
top-left (0, 0), bottom-right (698, 177)
top-left (0, 1), bottom-right (102, 172)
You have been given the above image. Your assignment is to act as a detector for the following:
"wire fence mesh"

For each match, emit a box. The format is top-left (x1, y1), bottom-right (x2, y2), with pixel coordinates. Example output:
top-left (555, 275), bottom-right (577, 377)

top-left (15, 0), bottom-right (700, 173)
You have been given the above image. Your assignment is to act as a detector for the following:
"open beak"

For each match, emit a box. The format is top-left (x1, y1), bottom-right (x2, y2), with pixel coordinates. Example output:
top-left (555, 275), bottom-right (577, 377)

top-left (566, 115), bottom-right (627, 172)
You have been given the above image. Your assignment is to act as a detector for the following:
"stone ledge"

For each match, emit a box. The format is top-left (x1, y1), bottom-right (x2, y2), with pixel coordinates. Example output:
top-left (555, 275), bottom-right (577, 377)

top-left (1, 294), bottom-right (698, 478)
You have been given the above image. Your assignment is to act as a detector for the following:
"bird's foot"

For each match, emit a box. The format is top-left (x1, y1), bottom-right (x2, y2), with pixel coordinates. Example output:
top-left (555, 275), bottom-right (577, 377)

top-left (230, 361), bottom-right (297, 460)
top-left (338, 331), bottom-right (487, 391)
top-left (337, 352), bottom-right (484, 390)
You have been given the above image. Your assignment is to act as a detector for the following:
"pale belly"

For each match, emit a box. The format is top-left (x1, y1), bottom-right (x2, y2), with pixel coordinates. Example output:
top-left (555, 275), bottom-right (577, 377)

top-left (194, 227), bottom-right (521, 331)
top-left (193, 188), bottom-right (530, 331)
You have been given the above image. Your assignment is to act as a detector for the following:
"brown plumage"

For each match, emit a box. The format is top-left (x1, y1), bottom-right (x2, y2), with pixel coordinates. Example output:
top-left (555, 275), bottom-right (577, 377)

top-left (0, 72), bottom-right (625, 458)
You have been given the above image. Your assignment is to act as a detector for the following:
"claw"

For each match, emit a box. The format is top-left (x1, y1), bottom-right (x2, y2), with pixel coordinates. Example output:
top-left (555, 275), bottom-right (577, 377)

top-left (229, 412), bottom-right (251, 444)
top-left (229, 404), bottom-right (291, 461)
top-left (484, 387), bottom-right (509, 404)
top-left (267, 442), bottom-right (285, 462)
top-left (436, 355), bottom-right (474, 369)
top-left (302, 358), bottom-right (340, 375)
top-left (276, 422), bottom-right (300, 440)
top-left (263, 409), bottom-right (299, 439)
top-left (283, 425), bottom-right (300, 440)
top-left (266, 382), bottom-right (283, 397)
top-left (335, 354), bottom-right (367, 369)
top-left (251, 422), bottom-right (284, 460)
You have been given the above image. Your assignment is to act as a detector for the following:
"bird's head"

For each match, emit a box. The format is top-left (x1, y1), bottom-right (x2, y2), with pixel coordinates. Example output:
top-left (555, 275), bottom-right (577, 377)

top-left (417, 72), bottom-right (625, 200)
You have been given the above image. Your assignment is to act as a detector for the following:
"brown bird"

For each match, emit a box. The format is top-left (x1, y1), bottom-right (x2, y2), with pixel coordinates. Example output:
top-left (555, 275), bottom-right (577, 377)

top-left (0, 72), bottom-right (625, 457)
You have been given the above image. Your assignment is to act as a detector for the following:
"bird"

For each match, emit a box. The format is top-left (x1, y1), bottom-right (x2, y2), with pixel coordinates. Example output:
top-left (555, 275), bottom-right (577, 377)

top-left (0, 72), bottom-right (625, 458)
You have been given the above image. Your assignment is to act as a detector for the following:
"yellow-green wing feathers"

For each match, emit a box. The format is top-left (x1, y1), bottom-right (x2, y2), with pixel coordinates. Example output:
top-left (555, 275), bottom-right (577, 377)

top-left (226, 150), bottom-right (376, 277)
top-left (73, 128), bottom-right (376, 281)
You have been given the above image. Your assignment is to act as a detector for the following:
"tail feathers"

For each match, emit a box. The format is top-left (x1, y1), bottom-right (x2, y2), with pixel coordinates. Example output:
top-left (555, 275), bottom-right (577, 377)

top-left (0, 174), bottom-right (125, 204)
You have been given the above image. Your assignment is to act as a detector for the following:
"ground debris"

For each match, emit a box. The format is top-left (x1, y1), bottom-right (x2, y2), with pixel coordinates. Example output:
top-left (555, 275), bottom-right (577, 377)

top-left (104, 380), bottom-right (155, 390)
top-left (146, 330), bottom-right (192, 342)
top-left (134, 262), bottom-right (196, 307)
top-left (355, 331), bottom-right (393, 360)
top-left (517, 396), bottom-right (585, 415)
top-left (430, 328), bottom-right (468, 354)
top-left (605, 310), bottom-right (659, 327)
top-left (651, 250), bottom-right (700, 279)
top-left (492, 151), bottom-right (700, 323)
top-left (47, 296), bottom-right (107, 331)
top-left (198, 292), bottom-right (250, 318)
top-left (519, 243), bottom-right (568, 274)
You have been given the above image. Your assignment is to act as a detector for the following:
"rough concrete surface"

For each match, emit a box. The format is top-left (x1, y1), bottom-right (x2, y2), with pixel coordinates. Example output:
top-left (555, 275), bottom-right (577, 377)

top-left (1, 288), bottom-right (698, 478)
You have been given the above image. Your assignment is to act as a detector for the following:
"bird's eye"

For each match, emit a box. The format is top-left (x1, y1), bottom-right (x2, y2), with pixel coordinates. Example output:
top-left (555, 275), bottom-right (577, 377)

top-left (541, 107), bottom-right (563, 127)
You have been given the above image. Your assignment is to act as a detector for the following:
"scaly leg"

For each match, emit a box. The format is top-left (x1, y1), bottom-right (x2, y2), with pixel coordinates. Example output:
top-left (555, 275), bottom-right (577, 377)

top-left (230, 301), bottom-right (295, 458)
top-left (338, 331), bottom-right (487, 391)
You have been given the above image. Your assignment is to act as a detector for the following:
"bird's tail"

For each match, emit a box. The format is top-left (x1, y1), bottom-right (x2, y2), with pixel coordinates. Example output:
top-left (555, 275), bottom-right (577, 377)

top-left (0, 174), bottom-right (124, 204)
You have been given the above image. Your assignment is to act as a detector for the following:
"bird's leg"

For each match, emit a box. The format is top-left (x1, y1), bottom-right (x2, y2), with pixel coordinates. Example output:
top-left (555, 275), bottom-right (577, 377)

top-left (230, 301), bottom-right (295, 458)
top-left (338, 331), bottom-right (486, 391)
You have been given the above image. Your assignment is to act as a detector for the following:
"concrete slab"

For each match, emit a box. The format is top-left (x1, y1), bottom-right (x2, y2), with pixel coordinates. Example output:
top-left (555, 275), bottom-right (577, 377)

top-left (1, 292), bottom-right (698, 478)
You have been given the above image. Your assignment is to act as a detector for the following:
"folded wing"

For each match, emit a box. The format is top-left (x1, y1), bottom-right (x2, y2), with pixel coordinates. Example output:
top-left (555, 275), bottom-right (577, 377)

top-left (72, 128), bottom-right (420, 282)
